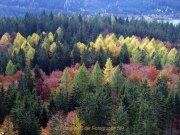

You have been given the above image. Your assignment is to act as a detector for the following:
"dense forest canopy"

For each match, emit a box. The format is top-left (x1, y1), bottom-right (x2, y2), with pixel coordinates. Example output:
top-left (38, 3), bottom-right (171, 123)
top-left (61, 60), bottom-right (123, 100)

top-left (0, 13), bottom-right (180, 44)
top-left (0, 12), bottom-right (180, 135)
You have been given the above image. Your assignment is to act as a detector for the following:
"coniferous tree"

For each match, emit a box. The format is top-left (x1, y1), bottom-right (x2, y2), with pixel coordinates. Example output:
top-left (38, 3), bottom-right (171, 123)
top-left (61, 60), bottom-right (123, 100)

top-left (78, 90), bottom-right (111, 133)
top-left (3, 85), bottom-right (18, 117)
top-left (61, 44), bottom-right (71, 68)
top-left (153, 75), bottom-right (169, 134)
top-left (121, 79), bottom-right (139, 133)
top-left (119, 44), bottom-right (130, 64)
top-left (167, 48), bottom-right (177, 65)
top-left (166, 91), bottom-right (176, 135)
top-left (12, 48), bottom-right (26, 70)
top-left (11, 94), bottom-right (41, 135)
top-left (60, 68), bottom-right (74, 100)
top-left (103, 58), bottom-right (114, 83)
top-left (90, 61), bottom-right (103, 89)
top-left (54, 90), bottom-right (69, 113)
top-left (81, 48), bottom-right (97, 67)
top-left (18, 67), bottom-right (34, 94)
top-left (72, 46), bottom-right (81, 65)
top-left (39, 105), bottom-right (49, 127)
top-left (36, 48), bottom-right (50, 74)
top-left (5, 60), bottom-right (15, 75)
top-left (50, 44), bottom-right (64, 71)
top-left (173, 79), bottom-right (180, 135)
top-left (68, 87), bottom-right (82, 111)
top-left (74, 64), bottom-right (89, 93)
top-left (0, 51), bottom-right (9, 74)
top-left (135, 81), bottom-right (159, 135)
top-left (110, 68), bottom-right (124, 104)
top-left (96, 48), bottom-right (107, 68)
top-left (34, 65), bottom-right (41, 79)
top-left (175, 52), bottom-right (180, 71)
top-left (114, 105), bottom-right (130, 135)
top-left (175, 79), bottom-right (180, 119)
top-left (0, 84), bottom-right (5, 123)
top-left (0, 116), bottom-right (18, 135)
top-left (152, 53), bottom-right (162, 69)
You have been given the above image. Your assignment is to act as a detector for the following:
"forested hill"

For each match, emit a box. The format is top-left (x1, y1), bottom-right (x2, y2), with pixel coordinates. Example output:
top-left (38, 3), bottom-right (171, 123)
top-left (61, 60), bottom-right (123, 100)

top-left (0, 0), bottom-right (180, 16)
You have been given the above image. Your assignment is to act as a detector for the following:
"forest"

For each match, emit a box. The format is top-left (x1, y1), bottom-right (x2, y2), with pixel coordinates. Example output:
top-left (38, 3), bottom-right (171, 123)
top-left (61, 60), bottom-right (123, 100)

top-left (0, 13), bottom-right (180, 135)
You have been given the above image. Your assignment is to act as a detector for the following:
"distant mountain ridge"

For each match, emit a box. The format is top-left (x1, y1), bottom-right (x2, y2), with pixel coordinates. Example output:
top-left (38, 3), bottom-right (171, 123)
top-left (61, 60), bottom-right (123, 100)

top-left (0, 0), bottom-right (179, 17)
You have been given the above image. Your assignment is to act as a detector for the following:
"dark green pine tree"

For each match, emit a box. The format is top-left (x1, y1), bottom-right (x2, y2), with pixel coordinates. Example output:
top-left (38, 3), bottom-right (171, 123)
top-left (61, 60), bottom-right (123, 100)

top-left (110, 68), bottom-right (124, 105)
top-left (62, 46), bottom-right (71, 68)
top-left (114, 104), bottom-right (130, 135)
top-left (136, 100), bottom-right (160, 135)
top-left (119, 44), bottom-right (130, 64)
top-left (11, 94), bottom-right (41, 135)
top-left (3, 85), bottom-right (18, 116)
top-left (39, 105), bottom-right (49, 127)
top-left (50, 44), bottom-right (64, 71)
top-left (95, 48), bottom-right (108, 68)
top-left (68, 86), bottom-right (82, 111)
top-left (12, 48), bottom-right (26, 71)
top-left (0, 84), bottom-right (5, 123)
top-left (135, 81), bottom-right (159, 135)
top-left (18, 67), bottom-right (35, 94)
top-left (48, 92), bottom-right (56, 113)
top-left (166, 91), bottom-right (176, 135)
top-left (175, 79), bottom-right (180, 114)
top-left (81, 48), bottom-right (97, 68)
top-left (78, 90), bottom-right (111, 134)
top-left (133, 47), bottom-right (149, 65)
top-left (152, 53), bottom-right (162, 69)
top-left (174, 79), bottom-right (180, 134)
top-left (153, 75), bottom-right (169, 134)
top-left (121, 78), bottom-right (139, 133)
top-left (90, 61), bottom-right (103, 90)
top-left (54, 90), bottom-right (69, 113)
top-left (0, 51), bottom-right (9, 74)
top-left (36, 48), bottom-right (50, 74)
top-left (175, 52), bottom-right (180, 72)
top-left (72, 46), bottom-right (81, 65)
top-left (34, 65), bottom-right (42, 80)
top-left (0, 85), bottom-right (17, 123)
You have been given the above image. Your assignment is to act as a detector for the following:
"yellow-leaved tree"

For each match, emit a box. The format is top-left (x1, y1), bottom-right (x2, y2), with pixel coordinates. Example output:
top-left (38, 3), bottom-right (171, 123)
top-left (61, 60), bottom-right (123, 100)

top-left (26, 47), bottom-right (35, 66)
top-left (48, 42), bottom-right (57, 57)
top-left (32, 33), bottom-right (40, 45)
top-left (0, 117), bottom-right (18, 135)
top-left (128, 36), bottom-right (139, 55)
top-left (158, 46), bottom-right (168, 66)
top-left (21, 41), bottom-right (32, 53)
top-left (48, 32), bottom-right (54, 43)
top-left (72, 117), bottom-right (83, 135)
top-left (140, 37), bottom-right (149, 50)
top-left (0, 32), bottom-right (11, 45)
top-left (56, 27), bottom-right (62, 37)
top-left (27, 36), bottom-right (34, 45)
top-left (103, 58), bottom-right (115, 83)
top-left (14, 32), bottom-right (26, 47)
top-left (108, 42), bottom-right (119, 56)
top-left (42, 37), bottom-right (51, 50)
top-left (167, 48), bottom-right (177, 65)
top-left (94, 34), bottom-right (105, 51)
top-left (76, 42), bottom-right (87, 54)
top-left (146, 41), bottom-right (155, 57)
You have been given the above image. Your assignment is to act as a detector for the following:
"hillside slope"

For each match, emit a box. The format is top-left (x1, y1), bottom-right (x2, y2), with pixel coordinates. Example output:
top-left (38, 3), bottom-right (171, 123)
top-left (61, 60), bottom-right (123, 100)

top-left (0, 0), bottom-right (179, 17)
